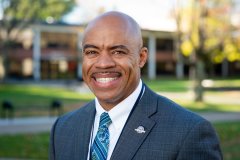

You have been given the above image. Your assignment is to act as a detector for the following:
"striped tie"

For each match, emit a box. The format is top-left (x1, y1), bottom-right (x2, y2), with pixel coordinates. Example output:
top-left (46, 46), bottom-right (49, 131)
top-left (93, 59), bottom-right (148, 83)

top-left (91, 112), bottom-right (112, 160)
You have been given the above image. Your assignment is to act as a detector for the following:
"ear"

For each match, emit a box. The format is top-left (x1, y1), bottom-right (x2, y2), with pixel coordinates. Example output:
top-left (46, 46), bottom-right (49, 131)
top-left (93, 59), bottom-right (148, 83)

top-left (139, 47), bottom-right (148, 68)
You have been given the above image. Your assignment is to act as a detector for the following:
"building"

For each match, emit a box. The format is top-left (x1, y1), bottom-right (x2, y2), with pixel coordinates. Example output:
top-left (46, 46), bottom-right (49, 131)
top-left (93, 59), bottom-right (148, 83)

top-left (0, 22), bottom-right (175, 81)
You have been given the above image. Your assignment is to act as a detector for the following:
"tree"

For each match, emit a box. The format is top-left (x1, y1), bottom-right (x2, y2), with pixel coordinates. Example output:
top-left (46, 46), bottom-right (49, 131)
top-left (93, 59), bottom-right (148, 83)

top-left (0, 0), bottom-right (75, 79)
top-left (174, 0), bottom-right (240, 101)
top-left (173, 0), bottom-right (184, 79)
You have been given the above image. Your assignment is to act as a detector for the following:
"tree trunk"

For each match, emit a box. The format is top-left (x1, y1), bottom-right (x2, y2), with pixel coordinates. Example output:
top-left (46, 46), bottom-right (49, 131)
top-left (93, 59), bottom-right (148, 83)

top-left (221, 58), bottom-right (228, 77)
top-left (176, 60), bottom-right (184, 79)
top-left (175, 28), bottom-right (184, 79)
top-left (175, 38), bottom-right (184, 79)
top-left (189, 52), bottom-right (204, 102)
top-left (193, 59), bottom-right (204, 102)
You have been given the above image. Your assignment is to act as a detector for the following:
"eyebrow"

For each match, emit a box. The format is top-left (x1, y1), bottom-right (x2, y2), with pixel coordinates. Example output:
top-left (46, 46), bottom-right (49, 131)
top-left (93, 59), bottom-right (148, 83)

top-left (82, 44), bottom-right (129, 52)
top-left (82, 44), bottom-right (99, 51)
top-left (109, 45), bottom-right (129, 51)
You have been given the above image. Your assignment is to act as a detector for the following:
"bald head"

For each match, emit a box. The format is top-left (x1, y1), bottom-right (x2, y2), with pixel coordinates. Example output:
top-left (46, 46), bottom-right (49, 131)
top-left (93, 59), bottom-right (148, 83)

top-left (82, 11), bottom-right (143, 49)
top-left (81, 11), bottom-right (148, 109)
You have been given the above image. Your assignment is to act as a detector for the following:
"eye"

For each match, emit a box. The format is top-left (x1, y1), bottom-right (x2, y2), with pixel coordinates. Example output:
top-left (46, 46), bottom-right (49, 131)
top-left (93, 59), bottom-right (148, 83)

top-left (85, 50), bottom-right (96, 55)
top-left (84, 50), bottom-right (98, 58)
top-left (112, 50), bottom-right (126, 55)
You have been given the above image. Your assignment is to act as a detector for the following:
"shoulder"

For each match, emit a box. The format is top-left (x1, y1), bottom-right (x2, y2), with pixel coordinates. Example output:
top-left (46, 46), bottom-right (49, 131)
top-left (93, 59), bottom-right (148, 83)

top-left (153, 93), bottom-right (222, 159)
top-left (143, 85), bottom-right (208, 126)
top-left (60, 100), bottom-right (94, 120)
top-left (53, 100), bottom-right (95, 131)
top-left (135, 85), bottom-right (222, 158)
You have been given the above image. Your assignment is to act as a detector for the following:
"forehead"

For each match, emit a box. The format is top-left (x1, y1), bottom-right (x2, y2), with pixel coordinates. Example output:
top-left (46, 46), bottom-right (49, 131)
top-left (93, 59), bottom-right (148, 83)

top-left (84, 27), bottom-right (128, 43)
top-left (82, 13), bottom-right (142, 49)
top-left (85, 14), bottom-right (130, 33)
top-left (83, 23), bottom-right (131, 48)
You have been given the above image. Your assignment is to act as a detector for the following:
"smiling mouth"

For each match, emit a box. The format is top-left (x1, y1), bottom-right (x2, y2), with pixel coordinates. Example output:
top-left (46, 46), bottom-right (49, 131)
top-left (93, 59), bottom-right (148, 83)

top-left (96, 77), bottom-right (118, 83)
top-left (91, 72), bottom-right (121, 84)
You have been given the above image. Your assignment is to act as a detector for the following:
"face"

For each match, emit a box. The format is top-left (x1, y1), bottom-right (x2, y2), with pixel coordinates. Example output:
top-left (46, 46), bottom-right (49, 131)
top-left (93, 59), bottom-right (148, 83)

top-left (82, 16), bottom-right (148, 110)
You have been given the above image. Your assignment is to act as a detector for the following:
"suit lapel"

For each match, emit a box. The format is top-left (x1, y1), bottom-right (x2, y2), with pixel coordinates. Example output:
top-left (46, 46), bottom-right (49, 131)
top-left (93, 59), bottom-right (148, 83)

top-left (73, 101), bottom-right (96, 160)
top-left (110, 86), bottom-right (158, 160)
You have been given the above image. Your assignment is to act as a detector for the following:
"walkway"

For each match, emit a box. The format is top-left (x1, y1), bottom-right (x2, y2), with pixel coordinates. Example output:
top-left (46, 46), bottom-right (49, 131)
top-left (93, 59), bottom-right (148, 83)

top-left (159, 91), bottom-right (240, 105)
top-left (0, 117), bottom-right (57, 135)
top-left (1, 112), bottom-right (240, 135)
top-left (0, 82), bottom-right (239, 135)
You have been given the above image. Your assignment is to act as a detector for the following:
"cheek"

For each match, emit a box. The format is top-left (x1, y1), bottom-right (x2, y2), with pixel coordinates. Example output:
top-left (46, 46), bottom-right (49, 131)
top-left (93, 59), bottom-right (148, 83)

top-left (117, 59), bottom-right (134, 70)
top-left (82, 59), bottom-right (93, 78)
top-left (117, 57), bottom-right (139, 75)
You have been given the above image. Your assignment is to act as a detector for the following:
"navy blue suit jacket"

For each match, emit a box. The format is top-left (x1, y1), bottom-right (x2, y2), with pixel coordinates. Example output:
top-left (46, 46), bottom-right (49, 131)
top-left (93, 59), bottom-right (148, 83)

top-left (50, 85), bottom-right (222, 160)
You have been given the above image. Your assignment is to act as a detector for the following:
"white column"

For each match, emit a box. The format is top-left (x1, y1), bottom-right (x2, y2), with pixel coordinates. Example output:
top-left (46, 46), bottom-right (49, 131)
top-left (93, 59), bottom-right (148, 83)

top-left (77, 32), bottom-right (83, 80)
top-left (175, 33), bottom-right (184, 79)
top-left (33, 28), bottom-right (41, 80)
top-left (148, 33), bottom-right (156, 79)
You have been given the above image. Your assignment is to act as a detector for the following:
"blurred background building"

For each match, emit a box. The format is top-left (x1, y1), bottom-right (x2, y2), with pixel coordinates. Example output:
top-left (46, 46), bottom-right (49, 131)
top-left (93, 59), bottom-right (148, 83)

top-left (0, 0), bottom-right (239, 81)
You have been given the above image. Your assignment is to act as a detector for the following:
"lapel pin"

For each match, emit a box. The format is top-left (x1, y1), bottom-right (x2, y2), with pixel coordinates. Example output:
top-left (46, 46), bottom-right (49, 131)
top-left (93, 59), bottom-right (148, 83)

top-left (135, 126), bottom-right (146, 134)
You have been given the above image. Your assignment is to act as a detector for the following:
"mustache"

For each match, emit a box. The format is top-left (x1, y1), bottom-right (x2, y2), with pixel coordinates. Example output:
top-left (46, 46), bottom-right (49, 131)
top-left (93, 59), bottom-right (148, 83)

top-left (90, 70), bottom-right (121, 78)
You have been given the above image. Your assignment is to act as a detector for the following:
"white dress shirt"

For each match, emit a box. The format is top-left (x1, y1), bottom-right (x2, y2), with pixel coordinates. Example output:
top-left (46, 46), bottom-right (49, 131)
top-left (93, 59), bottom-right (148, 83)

top-left (87, 80), bottom-right (144, 160)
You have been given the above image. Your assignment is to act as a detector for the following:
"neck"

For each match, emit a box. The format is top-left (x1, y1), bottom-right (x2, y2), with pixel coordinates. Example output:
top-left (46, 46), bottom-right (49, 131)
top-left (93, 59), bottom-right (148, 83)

top-left (98, 80), bottom-right (142, 111)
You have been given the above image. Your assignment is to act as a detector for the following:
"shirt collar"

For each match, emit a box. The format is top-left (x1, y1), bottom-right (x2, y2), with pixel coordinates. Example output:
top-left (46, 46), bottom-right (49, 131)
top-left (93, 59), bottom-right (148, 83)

top-left (95, 80), bottom-right (143, 130)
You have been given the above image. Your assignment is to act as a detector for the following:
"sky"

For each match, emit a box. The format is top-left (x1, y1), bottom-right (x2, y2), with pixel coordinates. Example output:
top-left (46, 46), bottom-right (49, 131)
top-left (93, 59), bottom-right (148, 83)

top-left (62, 0), bottom-right (177, 31)
top-left (0, 0), bottom-right (177, 31)
top-left (63, 0), bottom-right (240, 31)
top-left (1, 0), bottom-right (239, 31)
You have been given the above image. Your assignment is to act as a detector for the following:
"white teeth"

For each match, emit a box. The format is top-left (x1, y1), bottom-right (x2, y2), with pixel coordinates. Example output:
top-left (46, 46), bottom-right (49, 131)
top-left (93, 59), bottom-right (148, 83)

top-left (96, 77), bottom-right (117, 83)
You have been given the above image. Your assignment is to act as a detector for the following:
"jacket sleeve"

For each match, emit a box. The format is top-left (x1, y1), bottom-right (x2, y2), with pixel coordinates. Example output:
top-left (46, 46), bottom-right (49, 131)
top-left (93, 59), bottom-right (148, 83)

top-left (177, 120), bottom-right (223, 160)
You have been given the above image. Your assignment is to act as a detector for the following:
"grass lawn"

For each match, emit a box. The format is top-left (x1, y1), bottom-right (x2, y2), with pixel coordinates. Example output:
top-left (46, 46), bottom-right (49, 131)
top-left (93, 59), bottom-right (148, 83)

top-left (143, 76), bottom-right (240, 92)
top-left (0, 133), bottom-right (49, 159)
top-left (175, 100), bottom-right (240, 112)
top-left (0, 77), bottom-right (240, 117)
top-left (0, 84), bottom-right (94, 117)
top-left (214, 121), bottom-right (240, 160)
top-left (143, 77), bottom-right (190, 92)
top-left (0, 77), bottom-right (239, 159)
top-left (0, 121), bottom-right (239, 159)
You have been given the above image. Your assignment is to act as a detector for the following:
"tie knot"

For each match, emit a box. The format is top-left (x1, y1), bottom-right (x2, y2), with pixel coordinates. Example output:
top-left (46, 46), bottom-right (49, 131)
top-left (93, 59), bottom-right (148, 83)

top-left (99, 112), bottom-right (112, 128)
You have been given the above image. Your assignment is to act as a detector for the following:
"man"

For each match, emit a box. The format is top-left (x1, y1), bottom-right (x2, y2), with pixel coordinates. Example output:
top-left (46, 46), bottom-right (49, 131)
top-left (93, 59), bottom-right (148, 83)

top-left (50, 11), bottom-right (222, 160)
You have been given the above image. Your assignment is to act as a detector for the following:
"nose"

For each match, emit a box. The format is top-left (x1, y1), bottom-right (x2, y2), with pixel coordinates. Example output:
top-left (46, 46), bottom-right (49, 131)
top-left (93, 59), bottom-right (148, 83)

top-left (95, 52), bottom-right (116, 69)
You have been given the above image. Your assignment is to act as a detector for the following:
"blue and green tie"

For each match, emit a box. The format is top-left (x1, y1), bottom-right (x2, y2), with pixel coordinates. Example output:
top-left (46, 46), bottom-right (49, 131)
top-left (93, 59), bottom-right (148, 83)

top-left (91, 112), bottom-right (112, 160)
